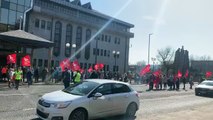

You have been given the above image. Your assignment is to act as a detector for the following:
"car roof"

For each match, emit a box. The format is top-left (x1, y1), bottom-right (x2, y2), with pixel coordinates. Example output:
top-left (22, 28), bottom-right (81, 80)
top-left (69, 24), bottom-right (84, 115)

top-left (203, 80), bottom-right (213, 82)
top-left (84, 79), bottom-right (130, 86)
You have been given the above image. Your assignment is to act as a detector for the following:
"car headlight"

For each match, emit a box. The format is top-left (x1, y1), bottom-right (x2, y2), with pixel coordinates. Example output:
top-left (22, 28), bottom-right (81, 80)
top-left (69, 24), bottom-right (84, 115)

top-left (52, 101), bottom-right (72, 109)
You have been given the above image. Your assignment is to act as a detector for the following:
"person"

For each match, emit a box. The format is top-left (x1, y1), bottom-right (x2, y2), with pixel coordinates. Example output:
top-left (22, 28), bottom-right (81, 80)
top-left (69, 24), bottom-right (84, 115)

top-left (26, 67), bottom-right (33, 87)
top-left (14, 67), bottom-right (23, 90)
top-left (41, 67), bottom-right (48, 82)
top-left (89, 70), bottom-right (99, 79)
top-left (63, 68), bottom-right (71, 89)
top-left (1, 66), bottom-right (8, 81)
top-left (189, 75), bottom-right (194, 89)
top-left (148, 74), bottom-right (155, 91)
top-left (34, 67), bottom-right (39, 83)
top-left (8, 67), bottom-right (15, 88)
top-left (182, 76), bottom-right (186, 90)
top-left (74, 70), bottom-right (81, 84)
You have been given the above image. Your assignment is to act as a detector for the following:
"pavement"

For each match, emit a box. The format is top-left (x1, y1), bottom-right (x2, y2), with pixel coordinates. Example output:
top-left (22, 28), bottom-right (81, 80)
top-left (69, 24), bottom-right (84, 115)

top-left (0, 82), bottom-right (213, 120)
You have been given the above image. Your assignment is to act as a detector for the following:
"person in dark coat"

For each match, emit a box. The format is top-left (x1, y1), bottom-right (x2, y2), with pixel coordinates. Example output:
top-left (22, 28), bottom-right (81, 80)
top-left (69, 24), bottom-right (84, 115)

top-left (89, 70), bottom-right (99, 79)
top-left (182, 76), bottom-right (186, 90)
top-left (26, 67), bottom-right (33, 87)
top-left (34, 67), bottom-right (39, 83)
top-left (63, 68), bottom-right (71, 89)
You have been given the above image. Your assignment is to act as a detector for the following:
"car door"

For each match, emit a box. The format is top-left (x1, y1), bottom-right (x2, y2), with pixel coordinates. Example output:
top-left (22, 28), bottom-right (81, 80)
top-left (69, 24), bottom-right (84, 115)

top-left (89, 83), bottom-right (114, 118)
top-left (111, 83), bottom-right (132, 114)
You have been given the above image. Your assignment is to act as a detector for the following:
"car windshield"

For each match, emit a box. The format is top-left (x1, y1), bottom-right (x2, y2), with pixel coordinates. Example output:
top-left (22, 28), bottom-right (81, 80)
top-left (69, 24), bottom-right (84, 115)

top-left (62, 81), bottom-right (99, 96)
top-left (200, 81), bottom-right (213, 86)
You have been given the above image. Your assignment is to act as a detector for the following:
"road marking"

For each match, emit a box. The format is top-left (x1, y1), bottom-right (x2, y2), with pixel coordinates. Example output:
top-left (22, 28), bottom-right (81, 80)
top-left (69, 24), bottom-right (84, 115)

top-left (23, 108), bottom-right (36, 111)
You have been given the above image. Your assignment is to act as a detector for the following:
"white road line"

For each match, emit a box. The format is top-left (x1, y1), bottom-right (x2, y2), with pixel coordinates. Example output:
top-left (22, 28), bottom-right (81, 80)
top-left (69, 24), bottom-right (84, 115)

top-left (23, 108), bottom-right (36, 111)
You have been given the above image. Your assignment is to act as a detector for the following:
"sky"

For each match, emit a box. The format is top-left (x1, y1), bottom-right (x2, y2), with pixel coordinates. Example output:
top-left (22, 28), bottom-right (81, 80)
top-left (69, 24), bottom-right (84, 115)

top-left (80, 0), bottom-right (213, 65)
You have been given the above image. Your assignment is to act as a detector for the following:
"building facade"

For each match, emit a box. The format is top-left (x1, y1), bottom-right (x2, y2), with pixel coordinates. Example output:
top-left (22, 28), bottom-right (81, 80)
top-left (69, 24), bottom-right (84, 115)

top-left (0, 0), bottom-right (32, 32)
top-left (0, 0), bottom-right (134, 73)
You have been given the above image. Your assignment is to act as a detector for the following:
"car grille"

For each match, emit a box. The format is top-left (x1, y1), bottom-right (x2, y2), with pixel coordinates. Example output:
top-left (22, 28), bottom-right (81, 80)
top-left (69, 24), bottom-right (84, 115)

top-left (38, 99), bottom-right (51, 108)
top-left (37, 109), bottom-right (49, 119)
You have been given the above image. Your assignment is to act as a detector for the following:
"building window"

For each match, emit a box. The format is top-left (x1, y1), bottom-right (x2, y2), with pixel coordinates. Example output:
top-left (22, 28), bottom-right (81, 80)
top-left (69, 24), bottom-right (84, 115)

top-left (44, 59), bottom-right (48, 67)
top-left (84, 63), bottom-right (87, 69)
top-left (41, 20), bottom-right (46, 29)
top-left (108, 36), bottom-right (111, 43)
top-left (2, 0), bottom-right (10, 9)
top-left (118, 38), bottom-right (120, 44)
top-left (35, 19), bottom-right (40, 28)
top-left (85, 29), bottom-right (91, 60)
top-left (101, 49), bottom-right (103, 56)
top-left (107, 65), bottom-right (109, 71)
top-left (38, 59), bottom-right (43, 67)
top-left (115, 37), bottom-right (117, 44)
top-left (47, 21), bottom-right (51, 30)
top-left (76, 26), bottom-right (82, 59)
top-left (102, 34), bottom-right (104, 41)
top-left (33, 59), bottom-right (37, 67)
top-left (105, 35), bottom-right (107, 42)
top-left (104, 50), bottom-right (106, 56)
top-left (65, 24), bottom-right (73, 57)
top-left (97, 49), bottom-right (99, 56)
top-left (108, 50), bottom-right (110, 57)
top-left (53, 21), bottom-right (62, 56)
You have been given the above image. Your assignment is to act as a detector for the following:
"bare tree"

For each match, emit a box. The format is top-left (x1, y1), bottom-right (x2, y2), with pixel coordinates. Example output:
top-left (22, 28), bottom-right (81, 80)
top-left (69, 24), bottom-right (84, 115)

top-left (200, 55), bottom-right (211, 61)
top-left (156, 47), bottom-right (175, 64)
top-left (156, 46), bottom-right (175, 75)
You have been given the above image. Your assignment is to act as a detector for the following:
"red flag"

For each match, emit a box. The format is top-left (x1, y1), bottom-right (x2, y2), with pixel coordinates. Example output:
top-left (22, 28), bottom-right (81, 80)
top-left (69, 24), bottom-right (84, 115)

top-left (71, 60), bottom-right (80, 71)
top-left (184, 70), bottom-right (189, 78)
top-left (21, 55), bottom-right (31, 67)
top-left (60, 59), bottom-right (71, 71)
top-left (7, 54), bottom-right (16, 64)
top-left (94, 63), bottom-right (104, 71)
top-left (153, 69), bottom-right (161, 77)
top-left (206, 71), bottom-right (212, 78)
top-left (80, 69), bottom-right (84, 74)
top-left (177, 70), bottom-right (182, 78)
top-left (88, 66), bottom-right (93, 73)
top-left (140, 64), bottom-right (150, 76)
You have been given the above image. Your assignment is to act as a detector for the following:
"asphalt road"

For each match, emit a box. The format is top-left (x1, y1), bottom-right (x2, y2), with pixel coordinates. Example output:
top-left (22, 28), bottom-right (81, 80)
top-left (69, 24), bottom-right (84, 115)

top-left (0, 83), bottom-right (212, 120)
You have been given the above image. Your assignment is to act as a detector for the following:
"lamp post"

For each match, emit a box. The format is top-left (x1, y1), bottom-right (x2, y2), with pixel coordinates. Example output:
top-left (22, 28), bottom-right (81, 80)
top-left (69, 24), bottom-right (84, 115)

top-left (65, 43), bottom-right (76, 60)
top-left (113, 50), bottom-right (120, 72)
top-left (148, 33), bottom-right (153, 64)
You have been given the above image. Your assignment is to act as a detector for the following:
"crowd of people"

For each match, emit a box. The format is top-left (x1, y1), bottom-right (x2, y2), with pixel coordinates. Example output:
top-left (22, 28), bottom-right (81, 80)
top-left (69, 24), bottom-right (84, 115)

top-left (144, 74), bottom-right (194, 91)
top-left (0, 65), bottom-right (136, 89)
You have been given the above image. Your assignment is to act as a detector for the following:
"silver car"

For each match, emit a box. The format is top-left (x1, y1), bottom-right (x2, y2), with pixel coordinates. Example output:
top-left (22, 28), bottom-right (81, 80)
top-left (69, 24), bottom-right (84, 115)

top-left (195, 80), bottom-right (213, 96)
top-left (36, 79), bottom-right (140, 120)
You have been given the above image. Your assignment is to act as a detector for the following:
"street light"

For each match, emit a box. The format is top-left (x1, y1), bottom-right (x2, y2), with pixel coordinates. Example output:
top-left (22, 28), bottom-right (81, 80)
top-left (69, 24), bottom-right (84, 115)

top-left (148, 33), bottom-right (153, 65)
top-left (113, 50), bottom-right (120, 72)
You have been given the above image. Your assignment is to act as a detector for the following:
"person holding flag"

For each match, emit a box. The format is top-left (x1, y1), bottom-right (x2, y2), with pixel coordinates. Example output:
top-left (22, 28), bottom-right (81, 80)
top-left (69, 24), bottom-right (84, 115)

top-left (14, 67), bottom-right (23, 90)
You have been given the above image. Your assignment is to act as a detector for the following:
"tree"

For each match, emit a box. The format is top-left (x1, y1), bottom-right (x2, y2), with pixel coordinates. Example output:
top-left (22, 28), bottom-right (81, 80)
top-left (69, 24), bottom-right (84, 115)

top-left (156, 46), bottom-right (175, 75)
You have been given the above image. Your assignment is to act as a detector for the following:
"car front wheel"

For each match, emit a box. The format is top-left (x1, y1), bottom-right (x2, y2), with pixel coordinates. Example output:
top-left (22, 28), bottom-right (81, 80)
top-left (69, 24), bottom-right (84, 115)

top-left (69, 109), bottom-right (87, 120)
top-left (125, 103), bottom-right (137, 118)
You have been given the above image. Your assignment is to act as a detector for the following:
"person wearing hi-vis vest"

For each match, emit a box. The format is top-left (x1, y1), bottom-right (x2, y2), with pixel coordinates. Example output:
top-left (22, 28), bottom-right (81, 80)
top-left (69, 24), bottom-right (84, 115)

top-left (14, 67), bottom-right (23, 90)
top-left (74, 70), bottom-right (81, 84)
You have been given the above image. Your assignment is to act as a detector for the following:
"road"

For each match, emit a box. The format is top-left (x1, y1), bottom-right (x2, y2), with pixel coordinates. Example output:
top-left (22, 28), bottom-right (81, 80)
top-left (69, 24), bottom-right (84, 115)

top-left (0, 83), bottom-right (212, 120)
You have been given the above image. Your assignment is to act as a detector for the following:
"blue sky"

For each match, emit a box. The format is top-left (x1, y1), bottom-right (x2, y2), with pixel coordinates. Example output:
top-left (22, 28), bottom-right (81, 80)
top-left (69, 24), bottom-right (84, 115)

top-left (81, 0), bottom-right (213, 64)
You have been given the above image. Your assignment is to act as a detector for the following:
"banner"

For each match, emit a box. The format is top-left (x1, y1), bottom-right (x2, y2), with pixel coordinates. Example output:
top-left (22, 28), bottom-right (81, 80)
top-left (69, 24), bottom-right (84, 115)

top-left (177, 70), bottom-right (182, 78)
top-left (184, 70), bottom-right (189, 78)
top-left (21, 55), bottom-right (31, 67)
top-left (60, 58), bottom-right (71, 71)
top-left (7, 54), bottom-right (16, 64)
top-left (206, 71), bottom-right (212, 78)
top-left (140, 64), bottom-right (150, 76)
top-left (71, 60), bottom-right (81, 71)
top-left (94, 63), bottom-right (104, 71)
top-left (88, 66), bottom-right (93, 73)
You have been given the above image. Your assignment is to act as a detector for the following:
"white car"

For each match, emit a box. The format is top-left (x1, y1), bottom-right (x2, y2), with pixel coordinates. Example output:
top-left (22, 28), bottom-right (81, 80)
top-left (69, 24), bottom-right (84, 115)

top-left (195, 80), bottom-right (213, 96)
top-left (36, 79), bottom-right (140, 120)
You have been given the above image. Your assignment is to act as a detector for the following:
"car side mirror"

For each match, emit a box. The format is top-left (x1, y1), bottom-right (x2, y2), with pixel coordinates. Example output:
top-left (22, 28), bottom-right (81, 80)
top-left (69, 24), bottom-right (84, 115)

top-left (94, 92), bottom-right (103, 98)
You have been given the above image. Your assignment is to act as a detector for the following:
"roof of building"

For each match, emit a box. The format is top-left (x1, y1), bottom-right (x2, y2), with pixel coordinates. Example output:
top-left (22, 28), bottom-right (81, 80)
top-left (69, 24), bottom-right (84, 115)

top-left (0, 30), bottom-right (54, 48)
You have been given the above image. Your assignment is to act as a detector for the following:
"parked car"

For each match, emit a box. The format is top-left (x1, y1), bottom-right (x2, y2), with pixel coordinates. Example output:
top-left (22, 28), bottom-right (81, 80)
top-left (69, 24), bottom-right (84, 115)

top-left (195, 80), bottom-right (213, 96)
top-left (36, 79), bottom-right (140, 120)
